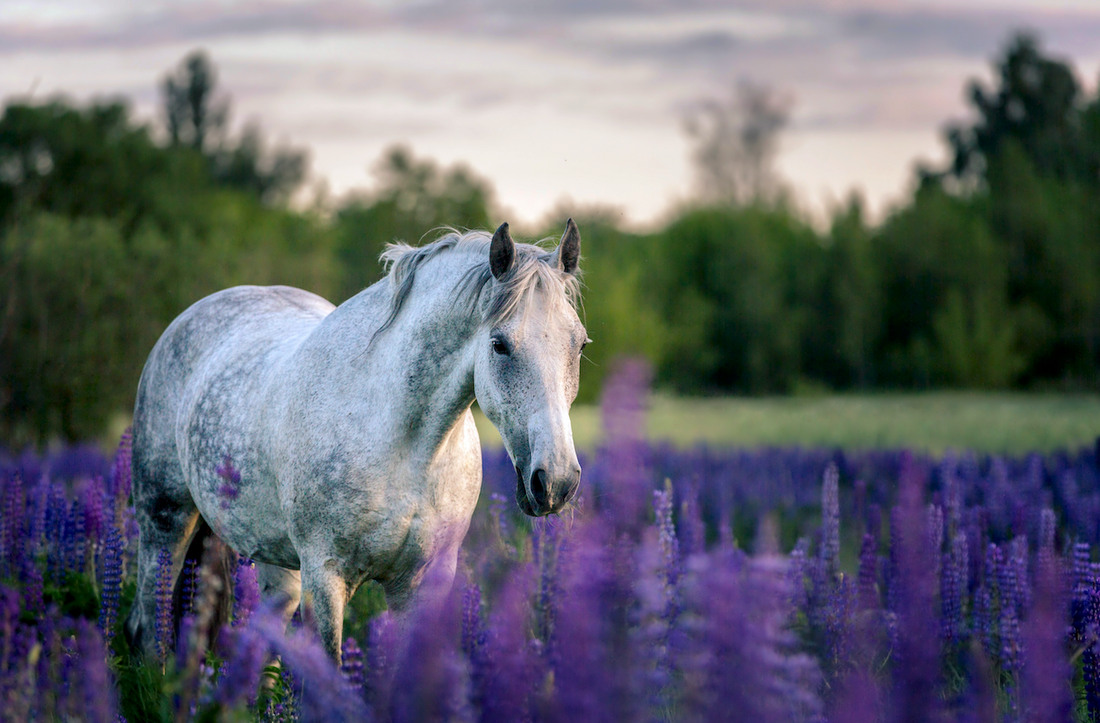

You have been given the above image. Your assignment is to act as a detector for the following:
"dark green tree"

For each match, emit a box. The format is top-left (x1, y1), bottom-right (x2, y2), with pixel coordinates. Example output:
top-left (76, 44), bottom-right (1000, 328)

top-left (938, 33), bottom-right (1087, 187)
top-left (161, 50), bottom-right (308, 205)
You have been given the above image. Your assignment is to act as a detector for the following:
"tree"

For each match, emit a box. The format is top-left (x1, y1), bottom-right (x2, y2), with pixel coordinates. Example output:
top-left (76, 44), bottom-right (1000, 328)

top-left (684, 81), bottom-right (792, 206)
top-left (161, 50), bottom-right (309, 205)
top-left (936, 33), bottom-right (1086, 188)
top-left (162, 50), bottom-right (229, 153)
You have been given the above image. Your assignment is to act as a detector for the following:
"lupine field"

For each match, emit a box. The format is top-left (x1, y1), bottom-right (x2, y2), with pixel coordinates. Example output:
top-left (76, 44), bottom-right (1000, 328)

top-left (1, 361), bottom-right (1099, 722)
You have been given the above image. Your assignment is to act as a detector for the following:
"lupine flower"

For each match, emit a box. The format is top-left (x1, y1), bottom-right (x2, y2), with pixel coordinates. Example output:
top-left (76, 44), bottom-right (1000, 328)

top-left (1, 476), bottom-right (24, 578)
top-left (1021, 553), bottom-right (1072, 723)
top-left (109, 428), bottom-right (133, 504)
top-left (975, 544), bottom-right (1001, 659)
top-left (76, 618), bottom-right (119, 723)
top-left (389, 574), bottom-right (473, 723)
top-left (234, 557), bottom-right (260, 627)
top-left (927, 504), bottom-right (944, 583)
top-left (180, 557), bottom-right (199, 617)
top-left (679, 550), bottom-right (822, 723)
top-left (890, 457), bottom-right (942, 721)
top-left (340, 636), bottom-right (366, 693)
top-left (249, 602), bottom-right (368, 723)
top-left (477, 566), bottom-right (539, 723)
top-left (98, 526), bottom-right (124, 644)
top-left (365, 611), bottom-right (400, 716)
top-left (155, 547), bottom-right (174, 661)
top-left (941, 532), bottom-right (968, 644)
top-left (788, 537), bottom-right (810, 612)
top-left (821, 463), bottom-right (841, 577)
top-left (857, 533), bottom-right (880, 610)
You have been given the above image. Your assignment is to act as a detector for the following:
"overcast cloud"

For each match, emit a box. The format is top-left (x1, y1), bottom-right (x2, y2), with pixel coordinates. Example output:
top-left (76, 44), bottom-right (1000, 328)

top-left (3, 0), bottom-right (1099, 226)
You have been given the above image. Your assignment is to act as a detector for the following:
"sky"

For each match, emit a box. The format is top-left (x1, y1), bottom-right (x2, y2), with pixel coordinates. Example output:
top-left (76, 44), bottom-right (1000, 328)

top-left (2, 0), bottom-right (1100, 228)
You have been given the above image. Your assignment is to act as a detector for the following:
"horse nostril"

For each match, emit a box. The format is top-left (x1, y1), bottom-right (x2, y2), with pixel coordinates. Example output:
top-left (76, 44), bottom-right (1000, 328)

top-left (530, 468), bottom-right (549, 510)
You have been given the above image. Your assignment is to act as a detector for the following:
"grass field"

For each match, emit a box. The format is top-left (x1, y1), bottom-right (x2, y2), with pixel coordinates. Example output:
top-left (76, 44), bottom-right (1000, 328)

top-left (473, 392), bottom-right (1100, 454)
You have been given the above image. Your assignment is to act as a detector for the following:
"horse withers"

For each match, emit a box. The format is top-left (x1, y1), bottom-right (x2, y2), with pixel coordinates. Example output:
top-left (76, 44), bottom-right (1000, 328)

top-left (125, 220), bottom-right (587, 662)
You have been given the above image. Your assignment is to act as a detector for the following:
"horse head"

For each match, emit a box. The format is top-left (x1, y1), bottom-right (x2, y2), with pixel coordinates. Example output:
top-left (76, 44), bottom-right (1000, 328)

top-left (474, 220), bottom-right (587, 517)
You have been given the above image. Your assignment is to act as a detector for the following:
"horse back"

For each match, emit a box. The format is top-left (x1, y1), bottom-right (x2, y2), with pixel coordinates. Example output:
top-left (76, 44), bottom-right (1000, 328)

top-left (132, 286), bottom-right (334, 553)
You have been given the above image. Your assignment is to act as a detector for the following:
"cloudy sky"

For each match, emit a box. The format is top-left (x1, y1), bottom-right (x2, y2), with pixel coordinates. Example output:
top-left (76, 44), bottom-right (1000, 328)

top-left (2, 0), bottom-right (1100, 227)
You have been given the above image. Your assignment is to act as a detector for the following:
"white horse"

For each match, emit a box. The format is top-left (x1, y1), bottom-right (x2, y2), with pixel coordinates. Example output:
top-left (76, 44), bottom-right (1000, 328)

top-left (125, 221), bottom-right (587, 662)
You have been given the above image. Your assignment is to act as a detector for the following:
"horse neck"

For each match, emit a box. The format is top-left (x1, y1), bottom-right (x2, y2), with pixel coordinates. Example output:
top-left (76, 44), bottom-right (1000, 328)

top-left (346, 254), bottom-right (484, 451)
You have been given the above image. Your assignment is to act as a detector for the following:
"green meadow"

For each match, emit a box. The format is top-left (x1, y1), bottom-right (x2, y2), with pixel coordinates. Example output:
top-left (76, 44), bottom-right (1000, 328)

top-left (474, 392), bottom-right (1100, 454)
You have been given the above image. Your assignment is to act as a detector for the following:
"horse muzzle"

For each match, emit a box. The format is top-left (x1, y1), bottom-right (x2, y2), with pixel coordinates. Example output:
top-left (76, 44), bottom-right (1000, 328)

top-left (515, 464), bottom-right (580, 517)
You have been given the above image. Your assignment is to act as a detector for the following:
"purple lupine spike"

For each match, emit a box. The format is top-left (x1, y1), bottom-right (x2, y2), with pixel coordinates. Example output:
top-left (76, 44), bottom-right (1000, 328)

top-left (234, 558), bottom-right (260, 627)
top-left (886, 505), bottom-right (902, 618)
top-left (1, 475), bottom-right (24, 578)
top-left (788, 537), bottom-right (810, 613)
top-left (180, 558), bottom-right (199, 617)
top-left (340, 637), bottom-right (366, 693)
top-left (390, 573), bottom-right (473, 723)
top-left (547, 519), bottom-right (637, 723)
top-left (365, 611), bottom-right (400, 716)
top-left (942, 454), bottom-right (962, 533)
top-left (1000, 590), bottom-right (1023, 720)
top-left (927, 504), bottom-right (944, 584)
top-left (479, 565), bottom-right (539, 723)
top-left (679, 550), bottom-right (822, 723)
top-left (1011, 536), bottom-right (1031, 614)
top-left (109, 428), bottom-right (132, 504)
top-left (98, 526), bottom-right (124, 645)
top-left (247, 603), bottom-right (368, 723)
top-left (821, 463), bottom-right (840, 576)
top-left (214, 625), bottom-right (272, 704)
top-left (83, 476), bottom-right (105, 550)
top-left (461, 582), bottom-right (485, 664)
top-left (1021, 553), bottom-right (1072, 723)
top-left (155, 547), bottom-right (174, 661)
top-left (1038, 508), bottom-right (1056, 554)
top-left (890, 456), bottom-right (942, 721)
top-left (654, 482), bottom-right (681, 592)
top-left (76, 618), bottom-right (118, 723)
top-left (975, 544), bottom-right (1002, 659)
top-left (941, 532), bottom-right (968, 645)
top-left (1071, 542), bottom-right (1094, 647)
top-left (857, 533), bottom-right (879, 610)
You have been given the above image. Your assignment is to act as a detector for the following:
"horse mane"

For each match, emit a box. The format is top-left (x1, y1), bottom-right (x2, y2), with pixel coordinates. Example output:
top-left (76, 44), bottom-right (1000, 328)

top-left (374, 228), bottom-right (581, 339)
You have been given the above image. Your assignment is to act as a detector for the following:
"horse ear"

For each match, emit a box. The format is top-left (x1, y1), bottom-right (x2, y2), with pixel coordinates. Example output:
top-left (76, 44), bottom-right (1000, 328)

top-left (490, 222), bottom-right (515, 279)
top-left (554, 218), bottom-right (581, 274)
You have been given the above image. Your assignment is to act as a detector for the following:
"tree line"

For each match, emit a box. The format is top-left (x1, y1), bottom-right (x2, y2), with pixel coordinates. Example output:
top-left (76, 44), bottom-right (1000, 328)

top-left (2, 34), bottom-right (1099, 446)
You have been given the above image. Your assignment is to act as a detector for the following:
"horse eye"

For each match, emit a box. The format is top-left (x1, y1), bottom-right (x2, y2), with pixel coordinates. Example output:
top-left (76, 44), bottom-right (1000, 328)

top-left (492, 338), bottom-right (510, 356)
top-left (580, 338), bottom-right (592, 353)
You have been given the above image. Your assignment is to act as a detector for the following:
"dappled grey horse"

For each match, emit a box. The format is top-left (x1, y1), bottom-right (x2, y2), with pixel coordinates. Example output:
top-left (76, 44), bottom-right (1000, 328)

top-left (125, 221), bottom-right (587, 662)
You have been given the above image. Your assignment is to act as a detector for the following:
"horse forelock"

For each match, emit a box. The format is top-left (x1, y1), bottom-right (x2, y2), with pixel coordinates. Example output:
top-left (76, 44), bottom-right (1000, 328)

top-left (376, 229), bottom-right (581, 337)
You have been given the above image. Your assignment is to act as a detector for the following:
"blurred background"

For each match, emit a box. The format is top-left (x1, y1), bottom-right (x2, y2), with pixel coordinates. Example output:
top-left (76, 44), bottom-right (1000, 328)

top-left (3, 0), bottom-right (1100, 451)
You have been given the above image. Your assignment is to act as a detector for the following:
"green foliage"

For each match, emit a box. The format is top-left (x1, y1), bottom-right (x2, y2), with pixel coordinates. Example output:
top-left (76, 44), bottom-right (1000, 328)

top-left (0, 89), bottom-right (335, 446)
top-left (6, 33), bottom-right (1100, 445)
top-left (649, 204), bottom-right (826, 394)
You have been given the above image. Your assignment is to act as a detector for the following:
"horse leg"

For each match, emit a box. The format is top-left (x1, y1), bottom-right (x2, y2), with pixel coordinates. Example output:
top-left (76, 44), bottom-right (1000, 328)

top-left (300, 559), bottom-right (350, 663)
top-left (255, 562), bottom-right (302, 628)
top-left (125, 484), bottom-right (201, 661)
